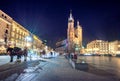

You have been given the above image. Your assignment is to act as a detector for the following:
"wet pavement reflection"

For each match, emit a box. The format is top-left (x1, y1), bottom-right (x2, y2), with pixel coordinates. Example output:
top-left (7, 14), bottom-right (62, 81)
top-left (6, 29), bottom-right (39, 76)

top-left (78, 56), bottom-right (120, 79)
top-left (16, 60), bottom-right (47, 81)
top-left (0, 60), bottom-right (40, 81)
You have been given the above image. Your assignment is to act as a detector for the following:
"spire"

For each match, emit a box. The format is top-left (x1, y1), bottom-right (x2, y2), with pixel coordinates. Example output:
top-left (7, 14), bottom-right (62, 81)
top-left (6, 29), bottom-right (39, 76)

top-left (77, 20), bottom-right (82, 28)
top-left (77, 21), bottom-right (79, 26)
top-left (68, 10), bottom-right (74, 22)
top-left (70, 10), bottom-right (72, 19)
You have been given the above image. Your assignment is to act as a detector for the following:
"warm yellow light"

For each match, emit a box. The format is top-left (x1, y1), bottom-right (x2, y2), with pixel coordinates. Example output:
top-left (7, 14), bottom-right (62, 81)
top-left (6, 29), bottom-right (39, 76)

top-left (33, 35), bottom-right (38, 40)
top-left (26, 43), bottom-right (31, 47)
top-left (118, 45), bottom-right (120, 47)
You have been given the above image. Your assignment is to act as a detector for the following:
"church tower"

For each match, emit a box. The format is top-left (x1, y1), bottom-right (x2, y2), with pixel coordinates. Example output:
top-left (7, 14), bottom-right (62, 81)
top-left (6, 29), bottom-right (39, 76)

top-left (76, 21), bottom-right (82, 48)
top-left (67, 11), bottom-right (75, 53)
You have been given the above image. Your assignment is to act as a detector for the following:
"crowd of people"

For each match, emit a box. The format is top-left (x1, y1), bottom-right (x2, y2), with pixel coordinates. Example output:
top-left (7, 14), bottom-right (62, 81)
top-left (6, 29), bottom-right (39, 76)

top-left (65, 52), bottom-right (78, 61)
top-left (6, 45), bottom-right (59, 62)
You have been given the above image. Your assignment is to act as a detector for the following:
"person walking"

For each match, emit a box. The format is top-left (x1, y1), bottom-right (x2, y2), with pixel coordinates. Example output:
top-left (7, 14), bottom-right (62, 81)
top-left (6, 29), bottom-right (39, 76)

top-left (23, 46), bottom-right (28, 61)
top-left (50, 51), bottom-right (53, 57)
top-left (6, 45), bottom-right (14, 62)
top-left (73, 53), bottom-right (78, 62)
top-left (42, 50), bottom-right (46, 58)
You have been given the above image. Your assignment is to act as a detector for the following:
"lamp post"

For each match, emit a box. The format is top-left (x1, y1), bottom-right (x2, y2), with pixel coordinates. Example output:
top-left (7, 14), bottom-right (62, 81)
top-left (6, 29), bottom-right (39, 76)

top-left (25, 36), bottom-right (33, 60)
top-left (25, 36), bottom-right (33, 47)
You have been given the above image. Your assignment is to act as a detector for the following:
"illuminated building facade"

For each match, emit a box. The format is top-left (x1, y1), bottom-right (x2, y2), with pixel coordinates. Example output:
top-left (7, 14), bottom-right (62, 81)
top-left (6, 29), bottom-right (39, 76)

top-left (109, 40), bottom-right (120, 56)
top-left (0, 10), bottom-right (43, 53)
top-left (86, 40), bottom-right (109, 55)
top-left (0, 10), bottom-right (12, 53)
top-left (10, 21), bottom-right (30, 48)
top-left (33, 35), bottom-right (43, 53)
top-left (67, 12), bottom-right (82, 53)
top-left (55, 39), bottom-right (67, 54)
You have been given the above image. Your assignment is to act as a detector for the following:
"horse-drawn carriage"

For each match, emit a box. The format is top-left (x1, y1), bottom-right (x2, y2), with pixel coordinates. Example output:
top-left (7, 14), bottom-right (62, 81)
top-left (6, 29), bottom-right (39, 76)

top-left (7, 46), bottom-right (28, 62)
top-left (12, 47), bottom-right (23, 60)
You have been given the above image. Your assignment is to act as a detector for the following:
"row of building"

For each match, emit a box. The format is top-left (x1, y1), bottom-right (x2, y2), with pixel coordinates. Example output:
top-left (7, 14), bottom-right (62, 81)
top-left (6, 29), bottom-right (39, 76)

top-left (55, 12), bottom-right (120, 56)
top-left (0, 10), bottom-right (46, 54)
top-left (86, 40), bottom-right (120, 56)
top-left (56, 39), bottom-right (120, 56)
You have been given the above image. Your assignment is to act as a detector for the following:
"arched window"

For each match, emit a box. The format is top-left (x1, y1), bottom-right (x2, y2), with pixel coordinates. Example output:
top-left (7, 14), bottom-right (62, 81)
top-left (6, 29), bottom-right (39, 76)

top-left (2, 14), bottom-right (4, 17)
top-left (5, 16), bottom-right (7, 19)
top-left (6, 24), bottom-right (9, 28)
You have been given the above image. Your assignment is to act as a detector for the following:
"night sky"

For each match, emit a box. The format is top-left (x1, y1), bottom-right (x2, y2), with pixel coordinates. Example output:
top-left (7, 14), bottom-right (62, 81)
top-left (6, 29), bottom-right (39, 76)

top-left (0, 0), bottom-right (120, 48)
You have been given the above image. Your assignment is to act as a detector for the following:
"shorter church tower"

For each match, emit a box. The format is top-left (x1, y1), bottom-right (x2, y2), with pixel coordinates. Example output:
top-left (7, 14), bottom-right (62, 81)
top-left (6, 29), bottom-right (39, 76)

top-left (76, 21), bottom-right (82, 48)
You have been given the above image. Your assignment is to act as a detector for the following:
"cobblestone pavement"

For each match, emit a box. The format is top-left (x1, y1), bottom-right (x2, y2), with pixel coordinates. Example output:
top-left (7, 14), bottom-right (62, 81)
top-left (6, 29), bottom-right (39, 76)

top-left (14, 55), bottom-right (119, 81)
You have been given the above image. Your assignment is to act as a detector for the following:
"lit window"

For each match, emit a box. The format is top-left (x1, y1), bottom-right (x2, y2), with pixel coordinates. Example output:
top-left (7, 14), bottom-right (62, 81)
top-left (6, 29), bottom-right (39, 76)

top-left (11, 32), bottom-right (15, 37)
top-left (12, 28), bottom-right (15, 31)
top-left (16, 29), bottom-right (18, 33)
top-left (20, 31), bottom-right (22, 34)
top-left (16, 34), bottom-right (18, 38)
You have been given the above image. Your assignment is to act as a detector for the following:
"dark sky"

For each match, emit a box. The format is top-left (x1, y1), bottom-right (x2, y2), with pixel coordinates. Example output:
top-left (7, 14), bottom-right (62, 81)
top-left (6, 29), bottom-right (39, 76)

top-left (0, 0), bottom-right (120, 48)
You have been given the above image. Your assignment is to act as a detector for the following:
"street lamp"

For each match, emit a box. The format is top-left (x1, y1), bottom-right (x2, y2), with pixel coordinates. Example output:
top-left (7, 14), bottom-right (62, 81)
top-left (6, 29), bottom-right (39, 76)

top-left (25, 36), bottom-right (32, 42)
top-left (25, 36), bottom-right (33, 47)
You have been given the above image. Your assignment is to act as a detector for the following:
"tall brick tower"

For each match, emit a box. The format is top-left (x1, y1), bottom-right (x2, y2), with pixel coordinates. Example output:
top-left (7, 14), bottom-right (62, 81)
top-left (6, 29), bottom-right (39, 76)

top-left (67, 11), bottom-right (75, 53)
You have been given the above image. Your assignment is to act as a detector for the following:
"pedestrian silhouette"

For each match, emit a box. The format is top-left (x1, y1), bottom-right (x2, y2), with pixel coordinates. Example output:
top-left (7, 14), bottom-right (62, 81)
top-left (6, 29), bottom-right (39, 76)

top-left (6, 45), bottom-right (14, 62)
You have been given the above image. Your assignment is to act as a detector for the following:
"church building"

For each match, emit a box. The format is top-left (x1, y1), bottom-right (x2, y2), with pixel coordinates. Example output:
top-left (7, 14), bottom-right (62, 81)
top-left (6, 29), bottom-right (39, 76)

top-left (67, 11), bottom-right (82, 53)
